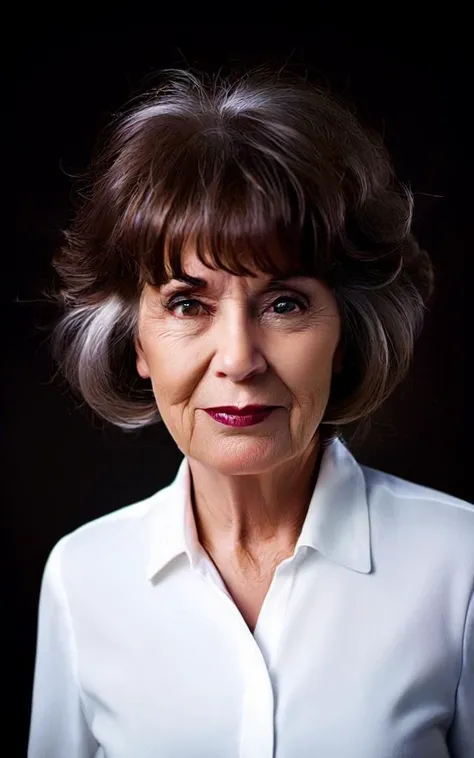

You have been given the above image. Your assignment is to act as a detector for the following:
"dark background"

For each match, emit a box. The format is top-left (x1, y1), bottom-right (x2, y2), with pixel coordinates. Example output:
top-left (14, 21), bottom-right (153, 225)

top-left (7, 20), bottom-right (470, 753)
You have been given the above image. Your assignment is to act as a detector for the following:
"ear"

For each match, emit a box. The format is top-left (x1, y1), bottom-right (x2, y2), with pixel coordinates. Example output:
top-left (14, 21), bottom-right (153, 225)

top-left (135, 338), bottom-right (151, 379)
top-left (332, 343), bottom-right (343, 374)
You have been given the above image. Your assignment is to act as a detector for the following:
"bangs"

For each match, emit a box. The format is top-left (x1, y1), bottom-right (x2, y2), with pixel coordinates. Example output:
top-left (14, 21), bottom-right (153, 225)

top-left (114, 125), bottom-right (341, 290)
top-left (53, 68), bottom-right (431, 434)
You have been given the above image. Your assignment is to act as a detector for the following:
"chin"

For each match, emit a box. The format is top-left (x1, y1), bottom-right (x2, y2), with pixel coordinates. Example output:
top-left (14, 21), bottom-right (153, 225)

top-left (194, 437), bottom-right (289, 475)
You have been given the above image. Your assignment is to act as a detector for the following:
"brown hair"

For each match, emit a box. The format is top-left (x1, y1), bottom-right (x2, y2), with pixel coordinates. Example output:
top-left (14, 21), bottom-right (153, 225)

top-left (51, 67), bottom-right (434, 444)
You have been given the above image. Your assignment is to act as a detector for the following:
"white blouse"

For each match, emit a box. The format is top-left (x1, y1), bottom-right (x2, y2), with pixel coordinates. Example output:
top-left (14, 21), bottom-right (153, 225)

top-left (27, 437), bottom-right (474, 757)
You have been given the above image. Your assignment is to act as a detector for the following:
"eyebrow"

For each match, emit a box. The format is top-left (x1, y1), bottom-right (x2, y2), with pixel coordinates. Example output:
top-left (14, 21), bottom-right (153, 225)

top-left (164, 272), bottom-right (309, 290)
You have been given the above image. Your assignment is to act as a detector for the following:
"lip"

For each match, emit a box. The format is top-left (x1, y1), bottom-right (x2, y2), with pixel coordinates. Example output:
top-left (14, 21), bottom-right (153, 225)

top-left (203, 406), bottom-right (277, 428)
top-left (205, 405), bottom-right (276, 414)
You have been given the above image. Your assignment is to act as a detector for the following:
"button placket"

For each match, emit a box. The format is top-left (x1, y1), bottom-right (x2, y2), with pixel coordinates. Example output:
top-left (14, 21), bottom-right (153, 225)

top-left (195, 553), bottom-right (276, 757)
top-left (238, 642), bottom-right (275, 758)
top-left (238, 554), bottom-right (302, 758)
top-left (193, 549), bottom-right (304, 758)
top-left (253, 556), bottom-right (300, 673)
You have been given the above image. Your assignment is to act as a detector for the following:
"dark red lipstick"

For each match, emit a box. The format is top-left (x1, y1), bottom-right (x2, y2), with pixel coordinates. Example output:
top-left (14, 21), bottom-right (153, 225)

top-left (204, 405), bottom-right (277, 427)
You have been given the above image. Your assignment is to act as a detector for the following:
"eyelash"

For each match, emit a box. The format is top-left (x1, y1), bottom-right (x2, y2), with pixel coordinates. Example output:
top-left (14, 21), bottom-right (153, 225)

top-left (164, 294), bottom-right (308, 318)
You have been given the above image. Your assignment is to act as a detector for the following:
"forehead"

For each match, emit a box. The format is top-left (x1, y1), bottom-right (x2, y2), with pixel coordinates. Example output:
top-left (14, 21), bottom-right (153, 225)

top-left (175, 248), bottom-right (267, 283)
top-left (162, 243), bottom-right (306, 287)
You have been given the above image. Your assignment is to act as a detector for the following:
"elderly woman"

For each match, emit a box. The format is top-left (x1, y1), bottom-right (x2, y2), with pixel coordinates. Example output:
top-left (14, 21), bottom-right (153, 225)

top-left (27, 68), bottom-right (473, 758)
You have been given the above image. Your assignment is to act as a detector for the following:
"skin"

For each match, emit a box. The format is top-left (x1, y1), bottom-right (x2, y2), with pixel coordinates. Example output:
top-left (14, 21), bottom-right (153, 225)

top-left (136, 246), bottom-right (342, 596)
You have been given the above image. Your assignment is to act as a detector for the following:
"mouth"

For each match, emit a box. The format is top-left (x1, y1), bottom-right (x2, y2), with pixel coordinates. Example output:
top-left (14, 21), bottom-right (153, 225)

top-left (205, 405), bottom-right (277, 415)
top-left (203, 405), bottom-right (278, 428)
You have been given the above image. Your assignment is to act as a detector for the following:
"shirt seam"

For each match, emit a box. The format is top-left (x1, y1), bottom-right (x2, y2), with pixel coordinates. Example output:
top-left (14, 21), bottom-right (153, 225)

top-left (52, 538), bottom-right (95, 731)
top-left (369, 479), bottom-right (474, 514)
top-left (448, 580), bottom-right (474, 729)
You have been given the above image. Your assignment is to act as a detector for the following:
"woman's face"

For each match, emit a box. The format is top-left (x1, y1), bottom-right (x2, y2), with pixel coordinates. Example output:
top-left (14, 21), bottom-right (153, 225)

top-left (136, 247), bottom-right (342, 474)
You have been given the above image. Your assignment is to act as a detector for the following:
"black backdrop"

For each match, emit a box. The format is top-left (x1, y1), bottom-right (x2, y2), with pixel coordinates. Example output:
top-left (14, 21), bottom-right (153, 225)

top-left (7, 21), bottom-right (470, 754)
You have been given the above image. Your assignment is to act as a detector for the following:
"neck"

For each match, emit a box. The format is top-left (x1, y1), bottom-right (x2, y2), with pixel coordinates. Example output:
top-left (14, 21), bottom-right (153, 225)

top-left (187, 435), bottom-right (322, 561)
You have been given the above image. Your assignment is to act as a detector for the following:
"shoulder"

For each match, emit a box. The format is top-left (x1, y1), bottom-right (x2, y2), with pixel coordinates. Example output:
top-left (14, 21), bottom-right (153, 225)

top-left (42, 480), bottom-right (173, 592)
top-left (362, 462), bottom-right (474, 519)
top-left (360, 461), bottom-right (474, 570)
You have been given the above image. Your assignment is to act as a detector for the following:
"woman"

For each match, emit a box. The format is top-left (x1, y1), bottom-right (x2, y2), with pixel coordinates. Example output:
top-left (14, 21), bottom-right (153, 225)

top-left (27, 68), bottom-right (473, 757)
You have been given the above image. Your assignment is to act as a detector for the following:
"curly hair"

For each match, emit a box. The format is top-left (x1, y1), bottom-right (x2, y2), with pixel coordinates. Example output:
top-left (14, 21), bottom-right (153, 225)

top-left (50, 67), bottom-right (435, 444)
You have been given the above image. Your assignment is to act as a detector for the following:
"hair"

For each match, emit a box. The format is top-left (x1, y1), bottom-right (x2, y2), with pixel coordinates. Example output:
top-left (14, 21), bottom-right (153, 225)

top-left (50, 66), bottom-right (435, 446)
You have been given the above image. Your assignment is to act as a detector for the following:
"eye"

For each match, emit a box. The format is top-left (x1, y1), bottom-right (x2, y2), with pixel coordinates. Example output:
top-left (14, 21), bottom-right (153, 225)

top-left (269, 295), bottom-right (307, 315)
top-left (165, 298), bottom-right (205, 317)
top-left (164, 293), bottom-right (308, 318)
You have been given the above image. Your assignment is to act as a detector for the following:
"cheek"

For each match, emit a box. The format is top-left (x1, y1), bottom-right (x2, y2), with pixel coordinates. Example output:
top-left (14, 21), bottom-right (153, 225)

top-left (281, 335), bottom-right (336, 387)
top-left (149, 354), bottom-right (185, 392)
top-left (284, 341), bottom-right (336, 432)
top-left (137, 324), bottom-right (180, 377)
top-left (140, 337), bottom-right (202, 408)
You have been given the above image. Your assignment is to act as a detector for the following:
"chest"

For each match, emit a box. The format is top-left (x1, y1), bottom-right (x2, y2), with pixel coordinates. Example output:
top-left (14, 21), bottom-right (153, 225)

top-left (216, 568), bottom-right (273, 632)
top-left (206, 548), bottom-right (292, 633)
top-left (77, 554), bottom-right (457, 758)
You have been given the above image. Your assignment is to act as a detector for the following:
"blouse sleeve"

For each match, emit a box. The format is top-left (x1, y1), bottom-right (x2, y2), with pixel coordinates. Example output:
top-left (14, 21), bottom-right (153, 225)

top-left (27, 540), bottom-right (99, 758)
top-left (447, 585), bottom-right (474, 757)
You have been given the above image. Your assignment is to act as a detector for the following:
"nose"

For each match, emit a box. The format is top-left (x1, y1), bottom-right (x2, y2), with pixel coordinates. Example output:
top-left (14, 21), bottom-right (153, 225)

top-left (213, 309), bottom-right (267, 382)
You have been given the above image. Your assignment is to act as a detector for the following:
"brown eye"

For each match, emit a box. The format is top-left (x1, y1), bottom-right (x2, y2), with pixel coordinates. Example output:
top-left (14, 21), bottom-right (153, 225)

top-left (166, 298), bottom-right (204, 317)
